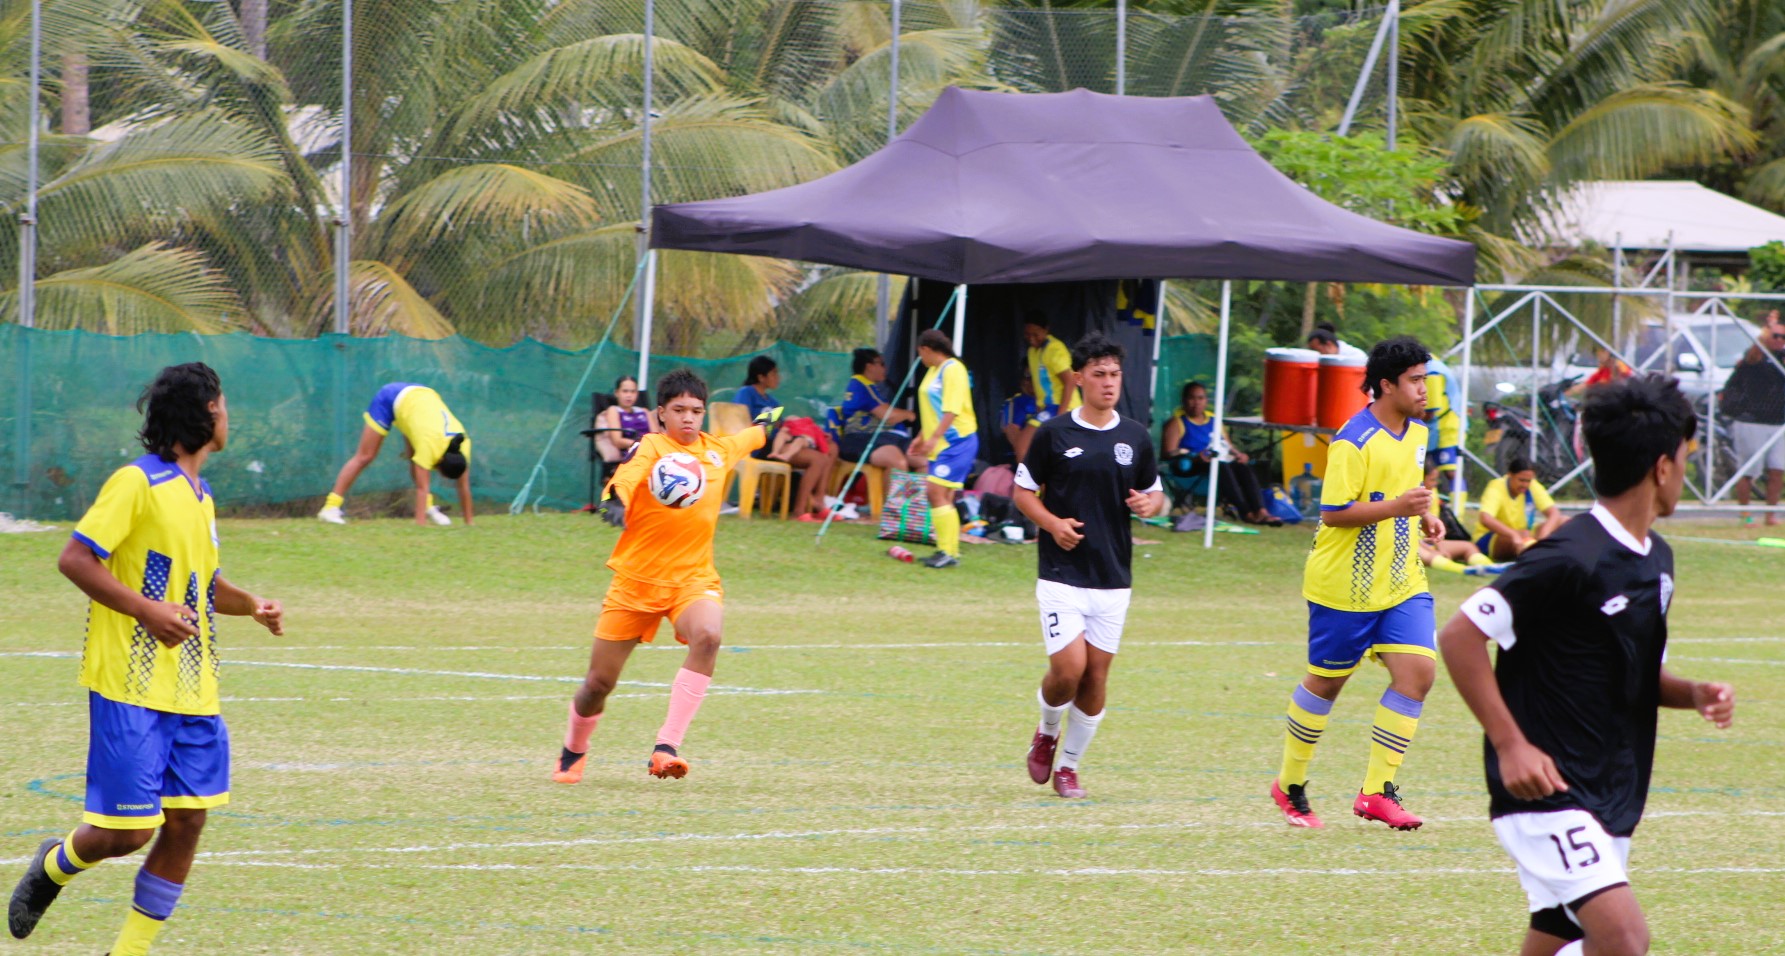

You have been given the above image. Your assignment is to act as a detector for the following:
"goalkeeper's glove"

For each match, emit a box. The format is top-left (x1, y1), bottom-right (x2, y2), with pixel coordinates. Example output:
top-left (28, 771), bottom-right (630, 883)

top-left (752, 405), bottom-right (786, 443)
top-left (599, 496), bottom-right (625, 529)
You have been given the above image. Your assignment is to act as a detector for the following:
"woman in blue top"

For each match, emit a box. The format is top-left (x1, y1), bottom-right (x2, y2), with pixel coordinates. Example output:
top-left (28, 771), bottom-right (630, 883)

top-left (738, 356), bottom-right (837, 519)
top-left (1160, 380), bottom-right (1277, 526)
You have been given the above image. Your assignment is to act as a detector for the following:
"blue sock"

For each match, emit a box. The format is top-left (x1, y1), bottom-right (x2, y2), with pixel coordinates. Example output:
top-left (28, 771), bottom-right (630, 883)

top-left (132, 869), bottom-right (183, 921)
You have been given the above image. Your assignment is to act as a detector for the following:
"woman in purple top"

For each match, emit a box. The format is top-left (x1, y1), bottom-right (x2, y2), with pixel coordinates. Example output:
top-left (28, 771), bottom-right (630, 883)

top-left (595, 376), bottom-right (658, 463)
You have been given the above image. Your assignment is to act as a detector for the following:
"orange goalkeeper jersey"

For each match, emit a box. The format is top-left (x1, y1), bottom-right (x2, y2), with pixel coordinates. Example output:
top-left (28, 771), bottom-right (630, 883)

top-left (606, 429), bottom-right (765, 588)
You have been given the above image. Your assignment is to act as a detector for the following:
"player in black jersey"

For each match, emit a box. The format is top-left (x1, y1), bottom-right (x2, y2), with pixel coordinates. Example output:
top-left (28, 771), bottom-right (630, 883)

top-left (1014, 331), bottom-right (1165, 799)
top-left (1438, 375), bottom-right (1734, 956)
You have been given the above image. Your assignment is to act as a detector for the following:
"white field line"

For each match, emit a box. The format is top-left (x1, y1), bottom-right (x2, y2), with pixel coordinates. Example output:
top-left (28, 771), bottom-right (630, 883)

top-left (14, 693), bottom-right (664, 707)
top-left (80, 639), bottom-right (1282, 653)
top-left (180, 861), bottom-right (1785, 877)
top-left (0, 810), bottom-right (1761, 868)
top-left (1668, 656), bottom-right (1785, 667)
top-left (0, 652), bottom-right (816, 695)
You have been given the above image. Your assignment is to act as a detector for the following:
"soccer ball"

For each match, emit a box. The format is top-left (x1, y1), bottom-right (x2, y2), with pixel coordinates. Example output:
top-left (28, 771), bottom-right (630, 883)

top-left (648, 452), bottom-right (707, 508)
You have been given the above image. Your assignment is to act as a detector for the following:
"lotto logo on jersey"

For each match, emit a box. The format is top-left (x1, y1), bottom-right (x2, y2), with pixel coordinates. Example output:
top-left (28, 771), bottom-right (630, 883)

top-left (1600, 595), bottom-right (1630, 616)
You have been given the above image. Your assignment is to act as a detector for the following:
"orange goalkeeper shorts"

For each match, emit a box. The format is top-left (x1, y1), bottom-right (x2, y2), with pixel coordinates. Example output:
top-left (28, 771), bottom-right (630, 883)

top-left (595, 574), bottom-right (724, 643)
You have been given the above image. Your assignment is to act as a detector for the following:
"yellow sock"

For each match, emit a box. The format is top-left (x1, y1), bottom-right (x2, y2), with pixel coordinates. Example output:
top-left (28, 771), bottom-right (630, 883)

top-left (1364, 690), bottom-right (1423, 795)
top-left (42, 830), bottom-right (95, 886)
top-left (324, 492), bottom-right (344, 509)
top-left (427, 493), bottom-right (439, 510)
top-left (1466, 552), bottom-right (1494, 567)
top-left (930, 495), bottom-right (960, 556)
top-left (1278, 685), bottom-right (1333, 789)
top-left (110, 909), bottom-right (166, 956)
top-left (1429, 555), bottom-right (1467, 574)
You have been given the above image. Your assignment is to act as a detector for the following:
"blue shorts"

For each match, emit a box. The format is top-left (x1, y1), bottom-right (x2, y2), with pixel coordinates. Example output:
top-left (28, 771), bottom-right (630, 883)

top-left (363, 382), bottom-right (416, 435)
top-left (928, 434), bottom-right (979, 489)
top-left (1306, 593), bottom-right (1436, 677)
top-left (85, 692), bottom-right (230, 829)
top-left (1476, 531), bottom-right (1498, 554)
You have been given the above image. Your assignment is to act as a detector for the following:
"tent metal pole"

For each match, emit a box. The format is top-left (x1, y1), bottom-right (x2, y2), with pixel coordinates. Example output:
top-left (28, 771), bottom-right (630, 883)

top-left (636, 0), bottom-right (655, 374)
top-left (875, 0), bottom-right (901, 346)
top-left (334, 0), bottom-right (352, 334)
top-left (1116, 0), bottom-right (1126, 96)
top-left (1530, 296), bottom-right (1541, 442)
top-left (1204, 280), bottom-right (1232, 550)
top-left (1612, 234), bottom-right (1624, 354)
top-left (637, 249), bottom-right (658, 386)
top-left (1385, 0), bottom-right (1398, 149)
top-left (1150, 280), bottom-right (1166, 416)
top-left (952, 283), bottom-right (967, 350)
top-left (1455, 288), bottom-right (1474, 510)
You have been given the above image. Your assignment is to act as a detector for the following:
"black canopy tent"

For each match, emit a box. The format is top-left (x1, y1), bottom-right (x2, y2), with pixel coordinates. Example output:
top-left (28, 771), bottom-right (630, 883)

top-left (650, 86), bottom-right (1476, 545)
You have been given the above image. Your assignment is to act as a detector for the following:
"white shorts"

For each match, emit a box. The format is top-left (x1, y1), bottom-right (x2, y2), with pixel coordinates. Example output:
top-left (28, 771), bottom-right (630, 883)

top-left (1493, 810), bottom-right (1633, 914)
top-left (1036, 579), bottom-right (1131, 656)
top-left (1731, 421), bottom-right (1785, 477)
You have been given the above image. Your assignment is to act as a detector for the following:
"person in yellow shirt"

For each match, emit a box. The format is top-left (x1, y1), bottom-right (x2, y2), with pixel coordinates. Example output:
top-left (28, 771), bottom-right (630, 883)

top-left (552, 369), bottom-right (773, 785)
top-left (1014, 314), bottom-right (1079, 461)
top-left (8, 363), bottom-right (283, 955)
top-left (1418, 463), bottom-right (1505, 575)
top-left (1473, 457), bottom-right (1565, 561)
top-left (909, 329), bottom-right (979, 569)
top-left (318, 382), bottom-right (472, 526)
top-left (1271, 337), bottom-right (1442, 832)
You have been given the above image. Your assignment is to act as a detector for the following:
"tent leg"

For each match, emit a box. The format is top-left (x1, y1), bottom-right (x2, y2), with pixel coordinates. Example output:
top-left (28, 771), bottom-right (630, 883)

top-left (952, 284), bottom-right (967, 349)
top-left (1455, 289), bottom-right (1474, 509)
top-left (1205, 280), bottom-right (1232, 550)
top-left (637, 248), bottom-right (658, 385)
top-left (1150, 280), bottom-right (1166, 413)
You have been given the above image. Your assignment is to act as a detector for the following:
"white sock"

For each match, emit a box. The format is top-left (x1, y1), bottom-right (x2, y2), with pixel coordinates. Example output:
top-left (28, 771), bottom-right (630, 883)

top-left (1037, 688), bottom-right (1067, 738)
top-left (1057, 704), bottom-right (1104, 770)
top-left (1555, 942), bottom-right (1583, 956)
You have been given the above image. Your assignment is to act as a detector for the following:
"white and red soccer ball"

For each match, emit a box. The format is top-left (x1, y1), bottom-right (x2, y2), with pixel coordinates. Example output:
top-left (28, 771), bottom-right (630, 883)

top-left (648, 452), bottom-right (706, 508)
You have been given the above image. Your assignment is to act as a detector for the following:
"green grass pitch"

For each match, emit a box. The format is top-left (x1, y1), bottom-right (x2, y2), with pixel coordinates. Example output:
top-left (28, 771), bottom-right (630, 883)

top-left (2, 513), bottom-right (1782, 954)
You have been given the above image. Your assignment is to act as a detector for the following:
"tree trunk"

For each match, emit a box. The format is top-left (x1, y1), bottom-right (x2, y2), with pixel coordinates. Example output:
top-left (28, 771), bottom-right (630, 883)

top-left (1300, 282), bottom-right (1317, 338)
top-left (238, 0), bottom-right (268, 58)
top-left (60, 53), bottom-right (89, 135)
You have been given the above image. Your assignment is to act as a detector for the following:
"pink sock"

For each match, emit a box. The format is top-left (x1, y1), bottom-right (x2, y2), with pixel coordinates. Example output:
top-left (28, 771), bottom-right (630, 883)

top-left (656, 668), bottom-right (712, 749)
top-left (564, 700), bottom-right (602, 753)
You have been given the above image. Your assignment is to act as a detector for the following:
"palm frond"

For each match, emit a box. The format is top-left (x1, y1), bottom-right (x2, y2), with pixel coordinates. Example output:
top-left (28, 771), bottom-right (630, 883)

top-left (375, 164), bottom-right (602, 254)
top-left (312, 260), bottom-right (457, 339)
top-left (0, 241), bottom-right (244, 333)
top-left (1547, 83), bottom-right (1754, 182)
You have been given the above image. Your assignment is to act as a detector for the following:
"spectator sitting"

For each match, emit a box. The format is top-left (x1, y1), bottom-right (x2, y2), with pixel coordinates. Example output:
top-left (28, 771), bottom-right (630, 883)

top-left (1472, 455), bottom-right (1564, 560)
top-left (1418, 463), bottom-right (1502, 575)
top-left (736, 355), bottom-right (838, 520)
top-left (1000, 369), bottom-right (1039, 464)
top-left (594, 374), bottom-right (658, 463)
top-left (1160, 380), bottom-right (1279, 526)
top-left (835, 348), bottom-right (927, 472)
top-left (1722, 310), bottom-right (1785, 526)
top-left (1307, 323), bottom-right (1366, 358)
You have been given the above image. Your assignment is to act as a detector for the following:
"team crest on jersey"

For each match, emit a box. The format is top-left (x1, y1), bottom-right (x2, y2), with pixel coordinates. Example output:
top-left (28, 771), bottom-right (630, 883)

top-left (1659, 573), bottom-right (1674, 614)
top-left (706, 450), bottom-right (723, 468)
top-left (935, 463), bottom-right (952, 478)
top-left (1113, 442), bottom-right (1134, 466)
top-left (1414, 444), bottom-right (1428, 467)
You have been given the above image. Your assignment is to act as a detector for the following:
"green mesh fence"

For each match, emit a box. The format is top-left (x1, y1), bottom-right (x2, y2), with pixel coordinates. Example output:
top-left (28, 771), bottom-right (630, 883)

top-left (1, 326), bottom-right (1217, 519)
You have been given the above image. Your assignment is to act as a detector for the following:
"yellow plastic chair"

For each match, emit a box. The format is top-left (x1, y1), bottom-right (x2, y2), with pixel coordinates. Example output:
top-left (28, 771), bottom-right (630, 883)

top-left (831, 461), bottom-right (886, 521)
top-left (708, 402), bottom-right (791, 519)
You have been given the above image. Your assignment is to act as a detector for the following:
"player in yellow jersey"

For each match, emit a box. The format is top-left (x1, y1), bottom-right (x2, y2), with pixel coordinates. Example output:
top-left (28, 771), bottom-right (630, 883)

top-left (553, 370), bottom-right (775, 784)
top-left (1012, 314), bottom-right (1079, 462)
top-left (318, 382), bottom-right (473, 526)
top-left (8, 364), bottom-right (284, 955)
top-left (909, 329), bottom-right (979, 569)
top-left (1270, 337), bottom-right (1444, 831)
top-left (1424, 355), bottom-right (1468, 512)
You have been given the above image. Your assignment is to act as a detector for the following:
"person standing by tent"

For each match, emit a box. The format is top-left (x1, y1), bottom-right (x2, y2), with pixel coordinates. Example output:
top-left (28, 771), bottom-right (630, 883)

top-left (909, 330), bottom-right (978, 569)
top-left (318, 382), bottom-right (472, 527)
top-left (1013, 314), bottom-right (1079, 462)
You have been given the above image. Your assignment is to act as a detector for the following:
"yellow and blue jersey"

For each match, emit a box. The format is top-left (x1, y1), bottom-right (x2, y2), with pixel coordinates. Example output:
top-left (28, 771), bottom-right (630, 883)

top-left (1001, 393), bottom-right (1038, 431)
top-left (839, 375), bottom-right (890, 435)
top-left (71, 456), bottom-right (223, 716)
top-left (1029, 336), bottom-right (1073, 411)
top-left (1424, 358), bottom-right (1464, 452)
top-left (920, 357), bottom-right (977, 453)
top-left (1473, 476), bottom-right (1555, 539)
top-left (366, 383), bottom-right (470, 471)
top-left (1304, 409), bottom-right (1430, 613)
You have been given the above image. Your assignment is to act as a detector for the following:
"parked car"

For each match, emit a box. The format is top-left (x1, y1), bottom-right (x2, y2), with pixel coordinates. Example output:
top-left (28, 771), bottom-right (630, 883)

top-left (1563, 314), bottom-right (1765, 397)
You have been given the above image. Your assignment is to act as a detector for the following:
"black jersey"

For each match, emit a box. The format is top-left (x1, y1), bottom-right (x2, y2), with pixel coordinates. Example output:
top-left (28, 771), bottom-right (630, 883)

top-left (1460, 506), bottom-right (1675, 837)
top-left (1014, 409), bottom-right (1161, 590)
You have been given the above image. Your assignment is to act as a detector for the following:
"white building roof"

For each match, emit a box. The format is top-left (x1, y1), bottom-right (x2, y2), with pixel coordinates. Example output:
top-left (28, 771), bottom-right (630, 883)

top-left (1539, 180), bottom-right (1785, 254)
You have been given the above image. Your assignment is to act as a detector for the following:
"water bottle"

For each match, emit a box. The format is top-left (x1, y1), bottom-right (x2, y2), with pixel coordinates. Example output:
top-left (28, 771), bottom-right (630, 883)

top-left (1309, 473), bottom-right (1323, 514)
top-left (1291, 463), bottom-right (1315, 516)
top-left (887, 545), bottom-right (915, 563)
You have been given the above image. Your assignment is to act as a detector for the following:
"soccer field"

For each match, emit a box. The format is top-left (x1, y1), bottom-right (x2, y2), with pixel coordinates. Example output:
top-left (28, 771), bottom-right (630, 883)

top-left (2, 514), bottom-right (1781, 954)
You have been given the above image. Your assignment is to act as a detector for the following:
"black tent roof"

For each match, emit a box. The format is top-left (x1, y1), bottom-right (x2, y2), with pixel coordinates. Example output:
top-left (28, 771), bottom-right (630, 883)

top-left (651, 87), bottom-right (1476, 287)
